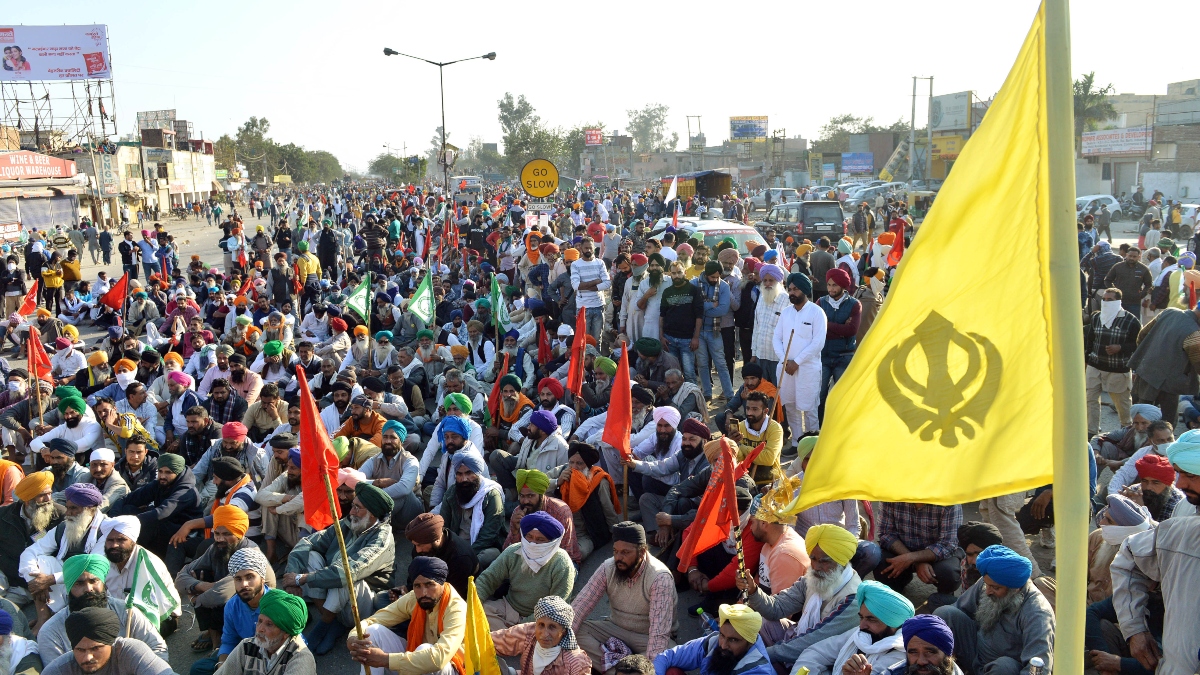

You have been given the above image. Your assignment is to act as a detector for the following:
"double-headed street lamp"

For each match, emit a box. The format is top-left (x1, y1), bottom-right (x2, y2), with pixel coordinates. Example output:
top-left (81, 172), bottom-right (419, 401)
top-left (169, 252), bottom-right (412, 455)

top-left (382, 48), bottom-right (496, 194)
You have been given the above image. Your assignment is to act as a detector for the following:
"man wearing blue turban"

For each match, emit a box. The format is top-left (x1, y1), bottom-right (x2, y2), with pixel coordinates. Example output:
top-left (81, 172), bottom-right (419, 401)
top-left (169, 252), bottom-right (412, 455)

top-left (934, 545), bottom-right (1054, 675)
top-left (473, 511), bottom-right (574, 631)
top-left (794, 580), bottom-right (915, 675)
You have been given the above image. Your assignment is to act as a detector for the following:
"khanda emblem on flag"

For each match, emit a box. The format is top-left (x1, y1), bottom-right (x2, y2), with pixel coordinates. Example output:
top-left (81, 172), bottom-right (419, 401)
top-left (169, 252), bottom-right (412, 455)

top-left (876, 311), bottom-right (1002, 448)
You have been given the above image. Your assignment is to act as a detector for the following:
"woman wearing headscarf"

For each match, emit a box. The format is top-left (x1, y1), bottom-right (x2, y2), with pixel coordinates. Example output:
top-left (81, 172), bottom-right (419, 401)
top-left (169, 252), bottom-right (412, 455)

top-left (491, 596), bottom-right (590, 675)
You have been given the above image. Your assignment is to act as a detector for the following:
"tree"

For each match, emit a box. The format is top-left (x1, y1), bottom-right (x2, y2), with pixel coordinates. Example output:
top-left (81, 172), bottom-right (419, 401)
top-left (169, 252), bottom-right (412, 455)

top-left (368, 152), bottom-right (424, 182)
top-left (213, 135), bottom-right (236, 172)
top-left (811, 114), bottom-right (909, 154)
top-left (495, 93), bottom-right (567, 174)
top-left (626, 104), bottom-right (678, 153)
top-left (1074, 71), bottom-right (1116, 148)
top-left (564, 123), bottom-right (606, 173)
top-left (498, 93), bottom-right (537, 139)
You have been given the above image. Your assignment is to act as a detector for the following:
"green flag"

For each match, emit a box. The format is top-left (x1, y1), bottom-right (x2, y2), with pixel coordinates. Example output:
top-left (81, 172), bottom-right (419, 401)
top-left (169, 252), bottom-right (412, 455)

top-left (347, 274), bottom-right (371, 320)
top-left (409, 272), bottom-right (435, 325)
top-left (490, 276), bottom-right (510, 330)
top-left (126, 548), bottom-right (178, 629)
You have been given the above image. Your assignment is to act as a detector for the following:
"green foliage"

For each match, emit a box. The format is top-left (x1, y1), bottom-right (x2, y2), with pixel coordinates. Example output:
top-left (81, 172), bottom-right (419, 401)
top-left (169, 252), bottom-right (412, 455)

top-left (496, 92), bottom-right (570, 174)
top-left (626, 104), bottom-right (678, 153)
top-left (811, 114), bottom-right (909, 154)
top-left (214, 116), bottom-right (345, 184)
top-left (368, 153), bottom-right (426, 182)
top-left (1074, 72), bottom-right (1117, 145)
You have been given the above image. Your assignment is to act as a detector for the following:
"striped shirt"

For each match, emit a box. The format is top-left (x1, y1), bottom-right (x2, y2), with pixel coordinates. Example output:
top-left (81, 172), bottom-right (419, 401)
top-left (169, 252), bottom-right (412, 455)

top-left (203, 482), bottom-right (262, 538)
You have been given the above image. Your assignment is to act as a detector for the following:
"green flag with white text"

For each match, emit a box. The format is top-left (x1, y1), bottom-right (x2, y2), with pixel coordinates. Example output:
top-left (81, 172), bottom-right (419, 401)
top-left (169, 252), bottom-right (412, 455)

top-left (490, 276), bottom-right (510, 331)
top-left (409, 272), bottom-right (435, 325)
top-left (126, 548), bottom-right (178, 629)
top-left (347, 274), bottom-right (371, 320)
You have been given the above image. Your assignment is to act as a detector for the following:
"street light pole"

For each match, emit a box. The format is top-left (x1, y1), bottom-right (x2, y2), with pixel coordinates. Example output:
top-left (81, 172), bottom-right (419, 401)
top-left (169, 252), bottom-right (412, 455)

top-left (382, 48), bottom-right (496, 196)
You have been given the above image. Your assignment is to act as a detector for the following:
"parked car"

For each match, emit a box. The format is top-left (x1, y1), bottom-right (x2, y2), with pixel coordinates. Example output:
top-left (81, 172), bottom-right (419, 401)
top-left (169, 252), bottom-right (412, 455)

top-left (760, 200), bottom-right (847, 239)
top-left (749, 188), bottom-right (801, 212)
top-left (649, 219), bottom-right (763, 252)
top-left (1075, 194), bottom-right (1124, 221)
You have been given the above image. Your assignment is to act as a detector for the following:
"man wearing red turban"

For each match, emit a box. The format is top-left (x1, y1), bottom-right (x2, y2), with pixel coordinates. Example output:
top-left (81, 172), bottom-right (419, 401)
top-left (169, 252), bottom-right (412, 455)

top-left (817, 267), bottom-right (862, 421)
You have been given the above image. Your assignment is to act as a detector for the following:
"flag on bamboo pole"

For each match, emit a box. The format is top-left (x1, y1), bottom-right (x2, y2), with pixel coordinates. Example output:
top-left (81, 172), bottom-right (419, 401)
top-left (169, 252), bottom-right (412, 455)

top-left (484, 352), bottom-right (511, 426)
top-left (346, 274), bottom-right (371, 320)
top-left (663, 174), bottom-right (678, 204)
top-left (676, 438), bottom-right (738, 572)
top-left (98, 275), bottom-right (127, 311)
top-left (126, 548), bottom-right (178, 629)
top-left (564, 308), bottom-right (588, 396)
top-left (796, 2), bottom-right (1072, 511)
top-left (409, 272), bottom-right (435, 325)
top-left (602, 342), bottom-right (633, 461)
top-left (17, 280), bottom-right (38, 316)
top-left (463, 577), bottom-right (502, 675)
top-left (489, 276), bottom-right (509, 330)
top-left (27, 329), bottom-right (52, 383)
top-left (296, 366), bottom-right (341, 531)
top-left (886, 218), bottom-right (906, 267)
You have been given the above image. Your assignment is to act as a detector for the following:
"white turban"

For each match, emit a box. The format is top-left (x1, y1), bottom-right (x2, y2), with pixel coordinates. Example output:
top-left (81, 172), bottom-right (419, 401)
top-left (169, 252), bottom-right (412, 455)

top-left (90, 448), bottom-right (116, 463)
top-left (557, 324), bottom-right (574, 337)
top-left (652, 406), bottom-right (681, 429)
top-left (100, 515), bottom-right (142, 543)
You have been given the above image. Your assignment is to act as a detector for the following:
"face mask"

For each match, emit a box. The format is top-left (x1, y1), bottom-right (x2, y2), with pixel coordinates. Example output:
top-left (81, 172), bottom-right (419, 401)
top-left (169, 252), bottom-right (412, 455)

top-left (1100, 300), bottom-right (1122, 327)
top-left (116, 371), bottom-right (136, 388)
top-left (6, 264), bottom-right (13, 271)
top-left (7, 381), bottom-right (23, 393)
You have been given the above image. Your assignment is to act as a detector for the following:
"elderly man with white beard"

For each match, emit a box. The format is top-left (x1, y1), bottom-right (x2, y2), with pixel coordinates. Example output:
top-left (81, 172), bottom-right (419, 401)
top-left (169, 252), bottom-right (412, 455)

top-left (752, 264), bottom-right (789, 386)
top-left (934, 545), bottom-right (1054, 675)
top-left (214, 590), bottom-right (315, 675)
top-left (21, 483), bottom-right (109, 619)
top-left (1091, 403), bottom-right (1160, 472)
top-left (735, 521), bottom-right (863, 670)
top-left (282, 482), bottom-right (396, 656)
top-left (362, 331), bottom-right (400, 379)
top-left (0, 473), bottom-right (63, 610)
top-left (98, 516), bottom-right (180, 630)
top-left (793, 581), bottom-right (915, 675)
top-left (412, 329), bottom-right (455, 387)
top-left (0, 609), bottom-right (41, 675)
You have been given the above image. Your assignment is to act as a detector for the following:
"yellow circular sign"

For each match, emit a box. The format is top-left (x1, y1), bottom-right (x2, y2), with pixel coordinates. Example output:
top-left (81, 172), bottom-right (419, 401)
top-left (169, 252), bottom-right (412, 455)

top-left (520, 159), bottom-right (559, 198)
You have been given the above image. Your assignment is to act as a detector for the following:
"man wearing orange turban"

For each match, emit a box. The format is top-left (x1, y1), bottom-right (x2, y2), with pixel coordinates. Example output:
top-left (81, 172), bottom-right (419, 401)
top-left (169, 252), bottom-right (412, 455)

top-left (175, 503), bottom-right (275, 656)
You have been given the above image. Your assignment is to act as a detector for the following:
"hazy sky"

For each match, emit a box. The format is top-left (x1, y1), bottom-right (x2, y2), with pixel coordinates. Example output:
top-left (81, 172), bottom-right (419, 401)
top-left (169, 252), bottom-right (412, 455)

top-left (8, 0), bottom-right (1197, 172)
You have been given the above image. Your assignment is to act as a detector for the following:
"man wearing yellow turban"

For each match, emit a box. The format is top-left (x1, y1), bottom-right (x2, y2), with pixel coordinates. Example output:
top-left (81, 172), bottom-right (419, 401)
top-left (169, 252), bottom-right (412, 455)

top-left (652, 603), bottom-right (773, 675)
top-left (501, 469), bottom-right (583, 563)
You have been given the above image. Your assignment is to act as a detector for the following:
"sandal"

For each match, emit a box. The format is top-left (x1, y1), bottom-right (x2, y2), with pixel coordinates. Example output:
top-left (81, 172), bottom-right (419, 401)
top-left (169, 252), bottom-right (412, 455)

top-left (190, 635), bottom-right (213, 653)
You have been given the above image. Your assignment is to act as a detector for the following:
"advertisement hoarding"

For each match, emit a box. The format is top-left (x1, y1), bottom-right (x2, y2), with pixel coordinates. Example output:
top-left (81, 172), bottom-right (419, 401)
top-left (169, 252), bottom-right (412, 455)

top-left (730, 116), bottom-right (768, 140)
top-left (931, 135), bottom-right (965, 159)
top-left (584, 130), bottom-right (603, 146)
top-left (809, 153), bottom-right (823, 184)
top-left (0, 25), bottom-right (111, 81)
top-left (1081, 126), bottom-right (1152, 157)
top-left (215, 169), bottom-right (228, 180)
top-left (0, 151), bottom-right (77, 180)
top-left (841, 152), bottom-right (874, 174)
top-left (273, 175), bottom-right (292, 184)
top-left (137, 110), bottom-right (177, 132)
top-left (930, 91), bottom-right (972, 132)
top-left (823, 163), bottom-right (836, 180)
top-left (98, 154), bottom-right (119, 195)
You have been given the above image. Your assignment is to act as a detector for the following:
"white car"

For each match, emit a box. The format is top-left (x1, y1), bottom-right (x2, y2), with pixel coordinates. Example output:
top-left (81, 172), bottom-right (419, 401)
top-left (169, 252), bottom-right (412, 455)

top-left (1076, 194), bottom-right (1123, 221)
top-left (749, 188), bottom-right (800, 212)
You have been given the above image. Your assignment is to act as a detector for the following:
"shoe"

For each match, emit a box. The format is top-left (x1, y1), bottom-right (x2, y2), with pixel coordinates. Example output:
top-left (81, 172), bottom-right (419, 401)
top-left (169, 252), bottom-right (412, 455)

top-left (304, 620), bottom-right (331, 652)
top-left (1040, 526), bottom-right (1056, 548)
top-left (314, 621), bottom-right (344, 656)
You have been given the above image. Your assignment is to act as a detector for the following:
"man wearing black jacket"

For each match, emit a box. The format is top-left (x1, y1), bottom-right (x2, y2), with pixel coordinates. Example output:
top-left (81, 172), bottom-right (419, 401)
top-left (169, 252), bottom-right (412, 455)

top-left (0, 254), bottom-right (27, 317)
top-left (109, 452), bottom-right (202, 560)
top-left (403, 512), bottom-right (478, 599)
top-left (1084, 287), bottom-right (1141, 437)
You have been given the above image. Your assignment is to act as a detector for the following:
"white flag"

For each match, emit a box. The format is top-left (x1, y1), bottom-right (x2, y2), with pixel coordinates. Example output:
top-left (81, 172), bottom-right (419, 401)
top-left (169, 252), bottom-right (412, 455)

top-left (409, 271), bottom-right (436, 325)
top-left (127, 549), bottom-right (178, 629)
top-left (663, 175), bottom-right (679, 204)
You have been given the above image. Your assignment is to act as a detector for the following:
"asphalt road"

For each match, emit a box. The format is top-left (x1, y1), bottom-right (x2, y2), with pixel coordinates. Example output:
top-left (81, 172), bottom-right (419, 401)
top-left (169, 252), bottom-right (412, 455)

top-left (46, 204), bottom-right (1119, 674)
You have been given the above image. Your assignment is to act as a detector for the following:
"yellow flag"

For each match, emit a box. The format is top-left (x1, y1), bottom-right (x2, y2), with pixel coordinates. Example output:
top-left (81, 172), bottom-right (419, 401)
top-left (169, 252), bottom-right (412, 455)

top-left (798, 2), bottom-right (1074, 509)
top-left (463, 576), bottom-right (502, 675)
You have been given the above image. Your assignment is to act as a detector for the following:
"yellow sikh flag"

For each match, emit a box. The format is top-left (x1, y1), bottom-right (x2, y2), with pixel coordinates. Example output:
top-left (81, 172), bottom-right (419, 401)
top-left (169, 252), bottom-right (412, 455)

top-left (463, 576), bottom-right (502, 675)
top-left (799, 0), bottom-right (1084, 511)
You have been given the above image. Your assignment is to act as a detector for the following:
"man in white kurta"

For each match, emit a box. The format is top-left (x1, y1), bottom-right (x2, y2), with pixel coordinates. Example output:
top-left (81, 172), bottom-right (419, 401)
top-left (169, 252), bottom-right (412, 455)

top-left (772, 274), bottom-right (827, 440)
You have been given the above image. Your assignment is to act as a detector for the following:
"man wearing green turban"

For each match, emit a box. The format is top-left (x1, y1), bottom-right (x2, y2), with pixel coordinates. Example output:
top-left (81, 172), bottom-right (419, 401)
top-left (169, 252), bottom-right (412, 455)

top-left (218, 590), bottom-right (315, 672)
top-left (593, 357), bottom-right (617, 377)
top-left (38, 553), bottom-right (168, 664)
top-left (283, 481), bottom-right (396, 646)
top-left (57, 395), bottom-right (87, 415)
top-left (793, 579), bottom-right (914, 674)
top-left (262, 340), bottom-right (284, 357)
top-left (500, 469), bottom-right (584, 563)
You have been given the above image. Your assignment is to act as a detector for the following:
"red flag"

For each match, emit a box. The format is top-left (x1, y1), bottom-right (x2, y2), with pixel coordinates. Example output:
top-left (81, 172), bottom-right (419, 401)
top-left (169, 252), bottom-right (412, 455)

top-left (886, 219), bottom-right (906, 267)
top-left (1190, 282), bottom-right (1197, 310)
top-left (487, 352), bottom-right (511, 424)
top-left (565, 308), bottom-right (588, 396)
top-left (17, 280), bottom-right (39, 316)
top-left (676, 438), bottom-right (739, 572)
top-left (537, 320), bottom-right (552, 365)
top-left (435, 235), bottom-right (443, 264)
top-left (27, 329), bottom-right (52, 383)
top-left (602, 342), bottom-right (632, 461)
top-left (98, 274), bottom-right (128, 311)
top-left (161, 256), bottom-right (168, 280)
top-left (671, 203), bottom-right (679, 230)
top-left (295, 366), bottom-right (341, 531)
top-left (236, 276), bottom-right (254, 298)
